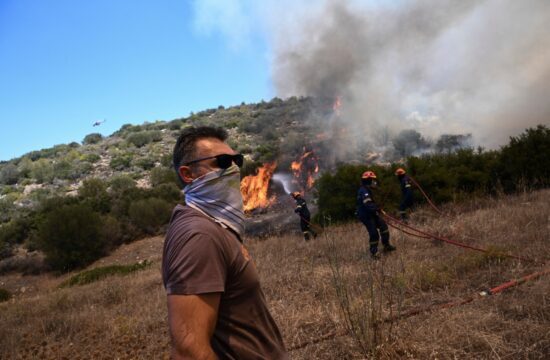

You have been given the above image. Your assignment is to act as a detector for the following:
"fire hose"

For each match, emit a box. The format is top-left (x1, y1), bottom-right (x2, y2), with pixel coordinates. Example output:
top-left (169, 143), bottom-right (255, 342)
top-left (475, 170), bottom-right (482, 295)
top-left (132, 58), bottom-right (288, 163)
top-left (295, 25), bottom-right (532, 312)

top-left (297, 213), bottom-right (324, 235)
top-left (407, 175), bottom-right (444, 215)
top-left (381, 267), bottom-right (550, 323)
top-left (288, 267), bottom-right (550, 351)
top-left (381, 210), bottom-right (542, 264)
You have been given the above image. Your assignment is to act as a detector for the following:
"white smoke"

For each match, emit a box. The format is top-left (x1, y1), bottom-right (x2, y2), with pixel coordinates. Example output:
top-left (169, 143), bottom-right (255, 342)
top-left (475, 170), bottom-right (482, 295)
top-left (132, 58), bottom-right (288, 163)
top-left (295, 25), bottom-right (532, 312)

top-left (192, 0), bottom-right (550, 149)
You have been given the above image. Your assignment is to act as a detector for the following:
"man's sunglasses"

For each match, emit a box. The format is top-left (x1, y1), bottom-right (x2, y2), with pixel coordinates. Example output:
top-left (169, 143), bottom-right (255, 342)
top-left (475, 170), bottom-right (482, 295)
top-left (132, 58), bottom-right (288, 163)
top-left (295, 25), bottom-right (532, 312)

top-left (183, 153), bottom-right (244, 169)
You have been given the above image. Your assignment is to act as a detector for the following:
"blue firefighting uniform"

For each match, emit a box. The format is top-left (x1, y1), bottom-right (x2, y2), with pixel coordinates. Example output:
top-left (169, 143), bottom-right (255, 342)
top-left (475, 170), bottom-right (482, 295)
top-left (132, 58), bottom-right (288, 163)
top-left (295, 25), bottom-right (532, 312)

top-left (398, 175), bottom-right (414, 220)
top-left (294, 197), bottom-right (316, 240)
top-left (357, 185), bottom-right (391, 255)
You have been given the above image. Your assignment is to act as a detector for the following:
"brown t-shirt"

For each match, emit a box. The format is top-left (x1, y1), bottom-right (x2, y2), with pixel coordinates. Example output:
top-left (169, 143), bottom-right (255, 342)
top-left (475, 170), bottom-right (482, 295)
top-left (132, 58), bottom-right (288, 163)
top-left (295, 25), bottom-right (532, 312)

top-left (162, 205), bottom-right (287, 360)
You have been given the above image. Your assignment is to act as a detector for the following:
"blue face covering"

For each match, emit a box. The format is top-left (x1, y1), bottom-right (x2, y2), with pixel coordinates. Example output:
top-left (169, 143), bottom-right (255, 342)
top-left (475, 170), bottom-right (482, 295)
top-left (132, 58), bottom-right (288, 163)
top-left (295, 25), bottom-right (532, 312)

top-left (183, 164), bottom-right (245, 238)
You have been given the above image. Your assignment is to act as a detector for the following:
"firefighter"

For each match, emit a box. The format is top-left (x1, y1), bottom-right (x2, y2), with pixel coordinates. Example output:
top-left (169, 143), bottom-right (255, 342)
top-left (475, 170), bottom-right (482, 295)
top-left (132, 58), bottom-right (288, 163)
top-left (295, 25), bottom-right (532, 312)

top-left (357, 171), bottom-right (396, 258)
top-left (395, 168), bottom-right (414, 222)
top-left (291, 192), bottom-right (316, 241)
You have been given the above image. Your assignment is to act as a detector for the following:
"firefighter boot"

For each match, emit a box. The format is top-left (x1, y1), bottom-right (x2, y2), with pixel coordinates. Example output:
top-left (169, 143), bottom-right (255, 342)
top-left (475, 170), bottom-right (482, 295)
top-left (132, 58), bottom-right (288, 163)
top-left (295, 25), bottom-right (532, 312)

top-left (370, 241), bottom-right (379, 259)
top-left (383, 244), bottom-right (396, 252)
top-left (380, 228), bottom-right (394, 252)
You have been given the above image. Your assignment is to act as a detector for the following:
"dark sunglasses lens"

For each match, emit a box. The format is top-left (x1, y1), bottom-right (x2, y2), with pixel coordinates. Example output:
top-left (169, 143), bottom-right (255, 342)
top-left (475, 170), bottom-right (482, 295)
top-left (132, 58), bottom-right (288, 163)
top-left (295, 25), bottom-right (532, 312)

top-left (216, 154), bottom-right (244, 169)
top-left (233, 154), bottom-right (244, 167)
top-left (216, 155), bottom-right (233, 169)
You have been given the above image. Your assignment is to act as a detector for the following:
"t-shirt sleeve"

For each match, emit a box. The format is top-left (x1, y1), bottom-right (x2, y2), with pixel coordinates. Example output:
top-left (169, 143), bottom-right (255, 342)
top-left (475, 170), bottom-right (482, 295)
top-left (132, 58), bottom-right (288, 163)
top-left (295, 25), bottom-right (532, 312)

top-left (164, 232), bottom-right (227, 295)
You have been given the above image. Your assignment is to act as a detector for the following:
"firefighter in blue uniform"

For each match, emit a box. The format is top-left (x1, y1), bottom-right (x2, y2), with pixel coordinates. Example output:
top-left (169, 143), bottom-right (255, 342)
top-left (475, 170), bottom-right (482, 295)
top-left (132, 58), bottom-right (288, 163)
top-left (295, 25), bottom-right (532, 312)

top-left (357, 171), bottom-right (396, 258)
top-left (395, 168), bottom-right (414, 222)
top-left (291, 192), bottom-right (316, 241)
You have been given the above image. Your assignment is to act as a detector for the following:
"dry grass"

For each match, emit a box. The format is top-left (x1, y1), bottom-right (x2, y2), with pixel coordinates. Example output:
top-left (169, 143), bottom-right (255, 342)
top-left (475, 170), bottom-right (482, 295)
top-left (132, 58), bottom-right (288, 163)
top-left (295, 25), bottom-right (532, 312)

top-left (1, 190), bottom-right (549, 359)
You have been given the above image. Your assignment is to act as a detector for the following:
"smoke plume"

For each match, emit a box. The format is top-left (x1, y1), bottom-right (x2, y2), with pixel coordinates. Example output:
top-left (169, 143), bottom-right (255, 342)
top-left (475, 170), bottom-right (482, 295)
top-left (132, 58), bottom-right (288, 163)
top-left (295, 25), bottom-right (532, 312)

top-left (192, 0), bottom-right (550, 150)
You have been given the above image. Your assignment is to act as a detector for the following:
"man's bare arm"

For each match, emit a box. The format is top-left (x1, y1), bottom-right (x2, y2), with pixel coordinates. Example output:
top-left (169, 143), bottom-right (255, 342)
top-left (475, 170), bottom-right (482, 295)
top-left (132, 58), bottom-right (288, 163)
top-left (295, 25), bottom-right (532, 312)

top-left (167, 293), bottom-right (221, 360)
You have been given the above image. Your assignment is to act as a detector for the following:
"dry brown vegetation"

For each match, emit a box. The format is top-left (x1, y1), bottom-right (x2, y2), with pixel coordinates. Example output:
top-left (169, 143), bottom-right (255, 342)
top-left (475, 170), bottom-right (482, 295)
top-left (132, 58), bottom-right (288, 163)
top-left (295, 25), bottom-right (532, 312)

top-left (1, 190), bottom-right (549, 359)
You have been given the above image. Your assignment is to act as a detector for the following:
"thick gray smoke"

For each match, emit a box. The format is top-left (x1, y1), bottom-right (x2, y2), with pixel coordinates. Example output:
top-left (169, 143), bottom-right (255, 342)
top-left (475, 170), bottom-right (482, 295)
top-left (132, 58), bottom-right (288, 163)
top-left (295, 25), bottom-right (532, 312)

top-left (271, 0), bottom-right (550, 150)
top-left (193, 0), bottom-right (550, 153)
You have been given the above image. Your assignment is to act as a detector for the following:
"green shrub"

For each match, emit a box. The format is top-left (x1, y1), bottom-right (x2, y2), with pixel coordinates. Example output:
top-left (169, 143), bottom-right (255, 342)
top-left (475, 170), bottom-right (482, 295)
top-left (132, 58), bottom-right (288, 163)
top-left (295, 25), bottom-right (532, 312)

top-left (109, 174), bottom-right (137, 193)
top-left (99, 215), bottom-right (124, 248)
top-left (53, 159), bottom-right (74, 180)
top-left (126, 130), bottom-right (163, 148)
top-left (110, 153), bottom-right (133, 170)
top-left (0, 288), bottom-right (11, 302)
top-left (36, 203), bottom-right (107, 272)
top-left (0, 193), bottom-right (19, 223)
top-left (0, 163), bottom-right (20, 185)
top-left (59, 261), bottom-right (151, 288)
top-left (128, 197), bottom-right (173, 234)
top-left (168, 120), bottom-right (183, 130)
top-left (0, 239), bottom-right (12, 260)
top-left (82, 133), bottom-right (103, 145)
top-left (109, 186), bottom-right (146, 218)
top-left (83, 153), bottom-right (101, 163)
top-left (315, 164), bottom-right (398, 223)
top-left (497, 125), bottom-right (550, 191)
top-left (17, 157), bottom-right (33, 178)
top-left (255, 143), bottom-right (278, 162)
top-left (79, 178), bottom-right (111, 213)
top-left (150, 166), bottom-right (178, 187)
top-left (0, 217), bottom-right (32, 247)
top-left (30, 159), bottom-right (54, 183)
top-left (134, 157), bottom-right (156, 170)
top-left (150, 183), bottom-right (181, 202)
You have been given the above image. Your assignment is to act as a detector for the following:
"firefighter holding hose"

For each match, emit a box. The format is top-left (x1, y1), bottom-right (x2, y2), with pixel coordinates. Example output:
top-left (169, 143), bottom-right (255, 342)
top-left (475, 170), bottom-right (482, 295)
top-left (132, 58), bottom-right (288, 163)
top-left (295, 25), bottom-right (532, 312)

top-left (395, 167), bottom-right (414, 222)
top-left (357, 171), bottom-right (396, 258)
top-left (291, 192), bottom-right (317, 241)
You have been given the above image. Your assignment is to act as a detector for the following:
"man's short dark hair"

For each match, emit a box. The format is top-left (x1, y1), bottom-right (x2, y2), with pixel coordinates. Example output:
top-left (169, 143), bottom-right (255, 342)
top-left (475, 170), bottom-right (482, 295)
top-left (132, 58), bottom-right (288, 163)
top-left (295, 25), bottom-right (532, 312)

top-left (173, 126), bottom-right (228, 181)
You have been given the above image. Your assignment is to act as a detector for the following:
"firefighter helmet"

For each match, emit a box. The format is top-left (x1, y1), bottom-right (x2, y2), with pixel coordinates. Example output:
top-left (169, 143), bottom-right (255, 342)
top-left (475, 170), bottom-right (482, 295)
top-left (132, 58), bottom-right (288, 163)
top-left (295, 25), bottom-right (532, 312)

top-left (291, 191), bottom-right (301, 199)
top-left (361, 171), bottom-right (377, 179)
top-left (395, 168), bottom-right (406, 176)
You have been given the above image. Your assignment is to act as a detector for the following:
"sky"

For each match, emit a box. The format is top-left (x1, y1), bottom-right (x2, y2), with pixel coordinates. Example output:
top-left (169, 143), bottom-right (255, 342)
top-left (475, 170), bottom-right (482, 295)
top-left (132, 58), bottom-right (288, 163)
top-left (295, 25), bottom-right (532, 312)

top-left (0, 0), bottom-right (271, 161)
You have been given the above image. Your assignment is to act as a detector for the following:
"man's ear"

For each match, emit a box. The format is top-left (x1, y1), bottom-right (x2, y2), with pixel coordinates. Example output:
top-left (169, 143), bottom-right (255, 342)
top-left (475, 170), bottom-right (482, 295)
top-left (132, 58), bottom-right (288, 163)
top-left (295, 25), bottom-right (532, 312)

top-left (178, 166), bottom-right (194, 184)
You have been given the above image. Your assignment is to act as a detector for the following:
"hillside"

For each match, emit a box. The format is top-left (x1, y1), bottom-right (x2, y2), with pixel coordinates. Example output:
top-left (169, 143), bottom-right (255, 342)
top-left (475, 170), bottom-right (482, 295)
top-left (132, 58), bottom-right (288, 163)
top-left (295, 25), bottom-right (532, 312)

top-left (0, 97), bottom-right (322, 212)
top-left (0, 96), bottom-right (480, 228)
top-left (0, 95), bottom-right (547, 278)
top-left (1, 190), bottom-right (548, 359)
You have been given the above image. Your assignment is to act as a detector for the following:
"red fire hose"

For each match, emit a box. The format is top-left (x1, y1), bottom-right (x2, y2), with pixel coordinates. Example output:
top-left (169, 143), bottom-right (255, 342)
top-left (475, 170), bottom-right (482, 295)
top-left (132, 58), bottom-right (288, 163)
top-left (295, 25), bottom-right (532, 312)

top-left (381, 210), bottom-right (541, 264)
top-left (407, 175), bottom-right (444, 215)
top-left (382, 267), bottom-right (550, 323)
top-left (289, 268), bottom-right (550, 350)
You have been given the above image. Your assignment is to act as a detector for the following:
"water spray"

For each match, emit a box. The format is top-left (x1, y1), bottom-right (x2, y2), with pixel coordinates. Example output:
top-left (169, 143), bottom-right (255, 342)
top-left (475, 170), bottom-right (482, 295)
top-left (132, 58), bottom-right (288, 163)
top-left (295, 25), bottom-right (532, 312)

top-left (272, 173), bottom-right (294, 194)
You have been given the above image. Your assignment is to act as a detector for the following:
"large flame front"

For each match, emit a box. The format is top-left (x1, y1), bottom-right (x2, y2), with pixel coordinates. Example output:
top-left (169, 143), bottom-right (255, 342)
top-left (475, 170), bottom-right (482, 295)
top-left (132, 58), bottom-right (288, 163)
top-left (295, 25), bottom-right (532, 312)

top-left (240, 162), bottom-right (277, 212)
top-left (291, 150), bottom-right (319, 190)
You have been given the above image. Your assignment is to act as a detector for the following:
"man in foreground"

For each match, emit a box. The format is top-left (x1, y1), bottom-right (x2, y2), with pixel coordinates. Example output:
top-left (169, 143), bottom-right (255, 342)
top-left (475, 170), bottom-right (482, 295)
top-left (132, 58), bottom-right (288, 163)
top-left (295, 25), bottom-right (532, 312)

top-left (162, 126), bottom-right (287, 359)
top-left (356, 171), bottom-right (396, 259)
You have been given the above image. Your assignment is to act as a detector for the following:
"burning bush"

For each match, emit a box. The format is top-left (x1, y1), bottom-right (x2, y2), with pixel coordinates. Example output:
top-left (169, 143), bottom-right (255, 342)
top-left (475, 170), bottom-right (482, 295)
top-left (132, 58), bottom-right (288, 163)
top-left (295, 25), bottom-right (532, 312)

top-left (240, 162), bottom-right (277, 212)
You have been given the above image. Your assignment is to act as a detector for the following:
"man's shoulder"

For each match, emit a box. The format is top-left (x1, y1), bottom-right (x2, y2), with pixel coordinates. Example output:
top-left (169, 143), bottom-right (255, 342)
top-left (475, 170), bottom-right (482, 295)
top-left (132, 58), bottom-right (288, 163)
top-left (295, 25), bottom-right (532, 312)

top-left (167, 205), bottom-right (225, 239)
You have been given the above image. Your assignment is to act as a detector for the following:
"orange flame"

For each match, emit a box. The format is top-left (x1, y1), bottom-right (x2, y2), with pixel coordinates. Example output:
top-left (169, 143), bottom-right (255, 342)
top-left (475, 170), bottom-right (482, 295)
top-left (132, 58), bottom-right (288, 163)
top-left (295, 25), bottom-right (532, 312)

top-left (291, 150), bottom-right (319, 190)
top-left (240, 162), bottom-right (277, 212)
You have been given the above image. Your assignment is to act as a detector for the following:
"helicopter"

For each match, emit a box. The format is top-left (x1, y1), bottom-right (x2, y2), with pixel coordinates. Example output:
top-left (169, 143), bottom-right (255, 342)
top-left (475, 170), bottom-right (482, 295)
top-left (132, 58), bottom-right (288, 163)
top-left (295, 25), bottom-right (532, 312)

top-left (93, 119), bottom-right (106, 127)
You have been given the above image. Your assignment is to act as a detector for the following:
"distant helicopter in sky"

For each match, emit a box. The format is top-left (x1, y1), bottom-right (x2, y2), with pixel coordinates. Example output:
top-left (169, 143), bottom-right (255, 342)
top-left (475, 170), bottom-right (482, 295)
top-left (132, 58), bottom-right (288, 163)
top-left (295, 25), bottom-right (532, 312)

top-left (93, 119), bottom-right (106, 127)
